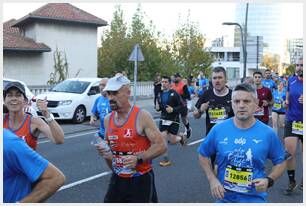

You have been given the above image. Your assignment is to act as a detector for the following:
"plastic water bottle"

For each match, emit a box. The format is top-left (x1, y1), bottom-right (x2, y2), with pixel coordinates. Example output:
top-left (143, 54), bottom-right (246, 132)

top-left (91, 133), bottom-right (110, 153)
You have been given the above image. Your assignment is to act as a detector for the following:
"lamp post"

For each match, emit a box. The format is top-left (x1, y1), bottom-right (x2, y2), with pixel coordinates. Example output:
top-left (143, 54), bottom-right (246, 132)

top-left (222, 22), bottom-right (247, 79)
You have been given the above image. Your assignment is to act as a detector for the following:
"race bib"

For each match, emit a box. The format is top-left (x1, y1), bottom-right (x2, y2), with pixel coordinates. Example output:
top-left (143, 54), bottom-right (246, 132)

top-left (208, 108), bottom-right (227, 124)
top-left (273, 103), bottom-right (282, 109)
top-left (292, 121), bottom-right (303, 135)
top-left (162, 120), bottom-right (173, 126)
top-left (113, 155), bottom-right (136, 175)
top-left (224, 165), bottom-right (253, 193)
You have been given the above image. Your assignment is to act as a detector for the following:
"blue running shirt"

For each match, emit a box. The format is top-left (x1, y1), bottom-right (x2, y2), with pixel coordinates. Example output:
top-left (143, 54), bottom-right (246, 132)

top-left (286, 77), bottom-right (303, 122)
top-left (198, 118), bottom-right (285, 203)
top-left (3, 129), bottom-right (48, 203)
top-left (91, 96), bottom-right (111, 137)
top-left (272, 89), bottom-right (286, 113)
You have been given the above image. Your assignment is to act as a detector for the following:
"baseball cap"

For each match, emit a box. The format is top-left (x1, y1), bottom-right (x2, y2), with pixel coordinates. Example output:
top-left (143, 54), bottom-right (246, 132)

top-left (103, 74), bottom-right (130, 91)
top-left (4, 81), bottom-right (27, 100)
top-left (174, 73), bottom-right (181, 78)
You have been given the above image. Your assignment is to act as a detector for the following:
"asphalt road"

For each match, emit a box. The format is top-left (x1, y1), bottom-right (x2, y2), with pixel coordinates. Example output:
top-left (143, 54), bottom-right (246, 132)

top-left (37, 112), bottom-right (303, 203)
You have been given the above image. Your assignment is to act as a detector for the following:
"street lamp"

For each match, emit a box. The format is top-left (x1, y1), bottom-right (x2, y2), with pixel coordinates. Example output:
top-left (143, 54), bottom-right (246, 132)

top-left (222, 22), bottom-right (247, 80)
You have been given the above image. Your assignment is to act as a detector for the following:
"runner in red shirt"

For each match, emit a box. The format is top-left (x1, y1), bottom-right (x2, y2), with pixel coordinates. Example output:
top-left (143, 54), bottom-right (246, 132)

top-left (253, 71), bottom-right (274, 125)
top-left (97, 74), bottom-right (166, 203)
top-left (3, 81), bottom-right (64, 150)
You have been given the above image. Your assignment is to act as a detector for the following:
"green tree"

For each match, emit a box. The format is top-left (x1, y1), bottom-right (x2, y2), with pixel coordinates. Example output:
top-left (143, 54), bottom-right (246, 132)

top-left (261, 53), bottom-right (280, 72)
top-left (171, 11), bottom-right (213, 78)
top-left (98, 5), bottom-right (129, 78)
top-left (284, 64), bottom-right (295, 75)
top-left (47, 47), bottom-right (68, 85)
top-left (127, 5), bottom-right (166, 81)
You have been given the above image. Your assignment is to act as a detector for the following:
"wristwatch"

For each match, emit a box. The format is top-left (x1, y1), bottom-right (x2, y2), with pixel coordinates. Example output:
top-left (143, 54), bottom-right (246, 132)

top-left (137, 155), bottom-right (144, 165)
top-left (45, 113), bottom-right (55, 123)
top-left (265, 176), bottom-right (274, 188)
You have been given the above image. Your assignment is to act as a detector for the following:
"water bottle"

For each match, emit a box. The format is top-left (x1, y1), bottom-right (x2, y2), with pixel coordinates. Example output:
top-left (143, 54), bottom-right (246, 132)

top-left (91, 133), bottom-right (110, 153)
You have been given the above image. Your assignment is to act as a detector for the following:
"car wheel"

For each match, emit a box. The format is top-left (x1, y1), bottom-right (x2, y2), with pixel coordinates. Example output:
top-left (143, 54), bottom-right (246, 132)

top-left (72, 105), bottom-right (86, 124)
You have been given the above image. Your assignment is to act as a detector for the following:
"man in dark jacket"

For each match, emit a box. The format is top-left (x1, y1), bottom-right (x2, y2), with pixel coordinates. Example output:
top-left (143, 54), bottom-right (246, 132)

top-left (156, 76), bottom-right (187, 167)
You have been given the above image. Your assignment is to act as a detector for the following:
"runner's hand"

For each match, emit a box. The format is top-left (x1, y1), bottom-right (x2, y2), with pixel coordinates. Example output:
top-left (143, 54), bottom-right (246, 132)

top-left (200, 101), bottom-right (210, 113)
top-left (166, 105), bottom-right (173, 113)
top-left (253, 178), bottom-right (268, 192)
top-left (122, 155), bottom-right (137, 169)
top-left (37, 96), bottom-right (49, 117)
top-left (209, 177), bottom-right (225, 200)
top-left (95, 145), bottom-right (112, 160)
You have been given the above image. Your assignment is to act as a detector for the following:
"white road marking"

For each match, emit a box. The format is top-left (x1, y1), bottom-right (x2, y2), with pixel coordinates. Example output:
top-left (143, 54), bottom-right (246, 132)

top-left (187, 138), bottom-right (204, 146)
top-left (38, 130), bottom-right (96, 144)
top-left (58, 171), bottom-right (112, 192)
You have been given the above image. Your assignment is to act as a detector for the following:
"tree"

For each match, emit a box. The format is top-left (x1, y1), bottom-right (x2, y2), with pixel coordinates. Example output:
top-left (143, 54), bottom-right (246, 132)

top-left (284, 64), bottom-right (295, 75)
top-left (47, 47), bottom-right (68, 85)
top-left (261, 53), bottom-right (280, 72)
top-left (98, 5), bottom-right (130, 78)
top-left (171, 11), bottom-right (213, 78)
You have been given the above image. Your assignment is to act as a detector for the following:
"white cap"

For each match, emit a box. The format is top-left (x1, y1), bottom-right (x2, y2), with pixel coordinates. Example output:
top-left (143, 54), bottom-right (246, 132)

top-left (103, 74), bottom-right (130, 91)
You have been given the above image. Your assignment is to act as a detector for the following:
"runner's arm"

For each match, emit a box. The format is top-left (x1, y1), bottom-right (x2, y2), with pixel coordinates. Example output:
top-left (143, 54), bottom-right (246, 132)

top-left (139, 110), bottom-right (167, 162)
top-left (19, 163), bottom-right (65, 203)
top-left (103, 114), bottom-right (113, 170)
top-left (199, 155), bottom-right (225, 199)
top-left (32, 117), bottom-right (64, 144)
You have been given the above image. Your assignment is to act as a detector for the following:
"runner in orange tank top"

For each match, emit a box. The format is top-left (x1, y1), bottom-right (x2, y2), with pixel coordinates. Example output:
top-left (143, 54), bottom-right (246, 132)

top-left (3, 81), bottom-right (64, 150)
top-left (96, 74), bottom-right (166, 203)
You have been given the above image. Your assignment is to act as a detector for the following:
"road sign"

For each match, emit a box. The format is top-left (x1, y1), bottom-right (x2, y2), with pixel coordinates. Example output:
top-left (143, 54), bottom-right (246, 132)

top-left (128, 44), bottom-right (144, 62)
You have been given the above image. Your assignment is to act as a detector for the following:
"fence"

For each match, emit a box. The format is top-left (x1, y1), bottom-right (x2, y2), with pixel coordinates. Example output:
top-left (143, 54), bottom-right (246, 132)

top-left (29, 81), bottom-right (155, 97)
top-left (29, 79), bottom-right (240, 97)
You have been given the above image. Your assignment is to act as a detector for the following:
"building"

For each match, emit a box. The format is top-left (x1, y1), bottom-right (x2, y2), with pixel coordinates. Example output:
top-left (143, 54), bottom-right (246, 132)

top-left (3, 3), bottom-right (107, 86)
top-left (286, 38), bottom-right (303, 64)
top-left (234, 3), bottom-right (284, 55)
top-left (209, 35), bottom-right (264, 79)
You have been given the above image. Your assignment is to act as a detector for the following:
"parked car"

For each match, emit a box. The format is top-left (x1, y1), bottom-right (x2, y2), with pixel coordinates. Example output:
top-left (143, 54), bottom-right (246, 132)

top-left (33, 78), bottom-right (101, 123)
top-left (3, 78), bottom-right (36, 116)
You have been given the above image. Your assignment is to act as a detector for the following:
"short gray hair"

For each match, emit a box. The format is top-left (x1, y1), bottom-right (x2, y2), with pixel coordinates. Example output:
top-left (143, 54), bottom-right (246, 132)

top-left (232, 83), bottom-right (257, 100)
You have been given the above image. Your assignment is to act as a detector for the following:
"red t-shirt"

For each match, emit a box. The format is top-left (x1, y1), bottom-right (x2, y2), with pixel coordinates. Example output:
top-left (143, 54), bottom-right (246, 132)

top-left (255, 87), bottom-right (272, 124)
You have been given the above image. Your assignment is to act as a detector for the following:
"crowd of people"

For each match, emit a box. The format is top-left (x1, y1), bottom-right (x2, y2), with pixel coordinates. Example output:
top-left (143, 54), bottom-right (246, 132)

top-left (3, 56), bottom-right (303, 203)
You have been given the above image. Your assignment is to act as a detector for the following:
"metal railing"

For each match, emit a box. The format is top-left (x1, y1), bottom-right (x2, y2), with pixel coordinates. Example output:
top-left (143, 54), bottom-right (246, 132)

top-left (29, 81), bottom-right (155, 97)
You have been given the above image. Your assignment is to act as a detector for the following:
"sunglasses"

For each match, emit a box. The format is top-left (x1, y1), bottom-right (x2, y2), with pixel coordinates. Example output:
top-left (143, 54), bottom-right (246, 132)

top-left (296, 64), bottom-right (303, 67)
top-left (106, 91), bottom-right (118, 96)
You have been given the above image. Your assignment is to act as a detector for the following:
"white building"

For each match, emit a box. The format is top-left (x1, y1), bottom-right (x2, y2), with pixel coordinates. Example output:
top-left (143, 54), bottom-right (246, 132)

top-left (3, 3), bottom-right (107, 86)
top-left (209, 35), bottom-right (264, 79)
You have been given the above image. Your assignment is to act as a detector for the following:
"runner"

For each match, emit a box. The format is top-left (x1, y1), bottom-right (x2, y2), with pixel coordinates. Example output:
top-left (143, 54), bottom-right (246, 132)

top-left (253, 71), bottom-right (273, 125)
top-left (4, 128), bottom-right (65, 203)
top-left (193, 67), bottom-right (234, 168)
top-left (198, 83), bottom-right (286, 203)
top-left (90, 78), bottom-right (111, 139)
top-left (156, 76), bottom-right (187, 167)
top-left (171, 73), bottom-right (192, 139)
top-left (98, 74), bottom-right (166, 203)
top-left (3, 81), bottom-right (64, 150)
top-left (262, 69), bottom-right (277, 92)
top-left (271, 81), bottom-right (286, 138)
top-left (283, 56), bottom-right (303, 195)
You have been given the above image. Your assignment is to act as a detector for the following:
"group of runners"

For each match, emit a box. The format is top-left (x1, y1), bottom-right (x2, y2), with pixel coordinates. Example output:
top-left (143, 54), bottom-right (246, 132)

top-left (3, 56), bottom-right (303, 203)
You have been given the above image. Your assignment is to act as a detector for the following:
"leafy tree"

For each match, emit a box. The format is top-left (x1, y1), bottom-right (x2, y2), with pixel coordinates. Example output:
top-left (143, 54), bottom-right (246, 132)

top-left (98, 5), bottom-right (129, 78)
top-left (171, 11), bottom-right (213, 78)
top-left (47, 47), bottom-right (68, 85)
top-left (284, 64), bottom-right (295, 75)
top-left (261, 53), bottom-right (280, 72)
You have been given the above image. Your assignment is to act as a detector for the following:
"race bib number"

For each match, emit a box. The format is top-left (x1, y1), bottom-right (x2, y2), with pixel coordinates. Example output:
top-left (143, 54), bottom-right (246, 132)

top-left (113, 155), bottom-right (136, 175)
top-left (273, 103), bottom-right (282, 109)
top-left (292, 121), bottom-right (303, 135)
top-left (208, 108), bottom-right (227, 124)
top-left (162, 120), bottom-right (173, 126)
top-left (224, 165), bottom-right (253, 193)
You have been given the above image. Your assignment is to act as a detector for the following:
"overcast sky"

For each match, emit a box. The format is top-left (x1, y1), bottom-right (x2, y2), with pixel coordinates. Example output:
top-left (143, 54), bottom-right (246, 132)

top-left (2, 2), bottom-right (303, 46)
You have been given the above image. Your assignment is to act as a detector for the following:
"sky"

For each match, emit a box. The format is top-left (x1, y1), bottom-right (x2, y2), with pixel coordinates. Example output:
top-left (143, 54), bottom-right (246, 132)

top-left (2, 2), bottom-right (303, 47)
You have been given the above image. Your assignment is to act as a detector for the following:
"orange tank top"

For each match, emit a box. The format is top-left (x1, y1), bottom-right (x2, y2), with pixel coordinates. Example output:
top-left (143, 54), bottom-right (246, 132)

top-left (3, 113), bottom-right (38, 150)
top-left (171, 81), bottom-right (185, 95)
top-left (106, 106), bottom-right (152, 178)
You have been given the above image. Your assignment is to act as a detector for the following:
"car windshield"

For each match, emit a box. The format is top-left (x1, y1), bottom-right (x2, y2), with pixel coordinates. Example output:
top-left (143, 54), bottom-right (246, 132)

top-left (50, 80), bottom-right (90, 94)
